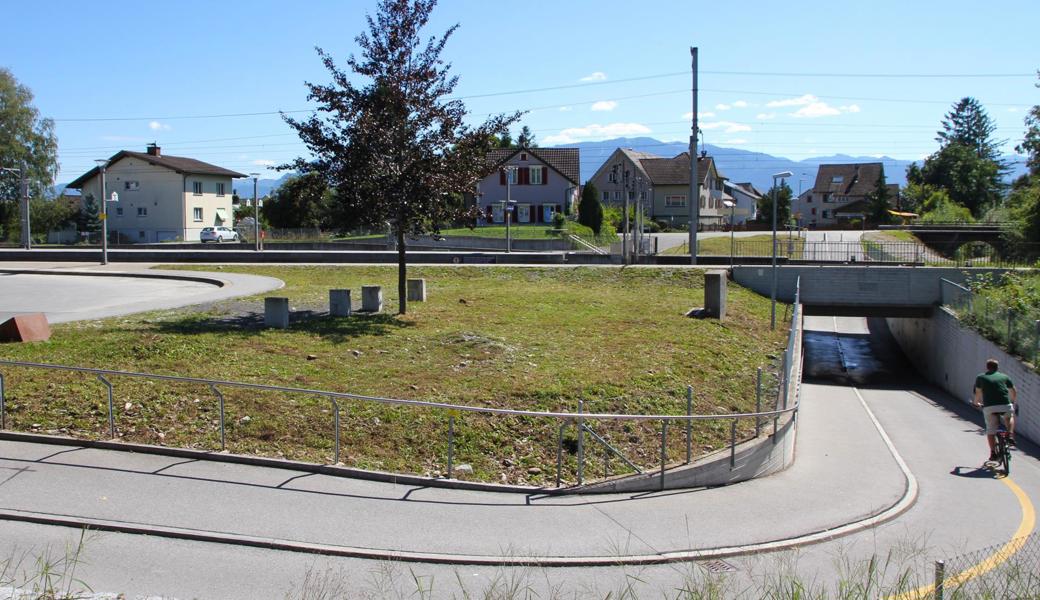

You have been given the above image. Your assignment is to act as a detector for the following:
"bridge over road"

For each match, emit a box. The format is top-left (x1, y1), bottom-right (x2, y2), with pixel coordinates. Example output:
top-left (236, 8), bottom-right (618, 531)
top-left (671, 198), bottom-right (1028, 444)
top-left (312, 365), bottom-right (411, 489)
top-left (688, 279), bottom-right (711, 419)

top-left (732, 265), bottom-right (1011, 317)
top-left (879, 223), bottom-right (1008, 256)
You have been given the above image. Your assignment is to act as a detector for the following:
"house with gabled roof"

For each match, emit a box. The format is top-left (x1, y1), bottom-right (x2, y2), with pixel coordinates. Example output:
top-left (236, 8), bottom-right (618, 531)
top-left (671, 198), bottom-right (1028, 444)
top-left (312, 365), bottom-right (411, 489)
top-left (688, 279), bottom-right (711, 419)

top-left (470, 146), bottom-right (580, 225)
top-left (587, 149), bottom-right (732, 228)
top-left (791, 162), bottom-right (894, 228)
top-left (66, 144), bottom-right (246, 242)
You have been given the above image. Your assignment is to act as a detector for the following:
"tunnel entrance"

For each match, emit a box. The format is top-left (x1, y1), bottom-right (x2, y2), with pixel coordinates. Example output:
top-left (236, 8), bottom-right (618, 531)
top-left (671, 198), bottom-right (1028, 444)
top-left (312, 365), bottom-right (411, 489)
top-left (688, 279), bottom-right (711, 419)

top-left (802, 316), bottom-right (917, 386)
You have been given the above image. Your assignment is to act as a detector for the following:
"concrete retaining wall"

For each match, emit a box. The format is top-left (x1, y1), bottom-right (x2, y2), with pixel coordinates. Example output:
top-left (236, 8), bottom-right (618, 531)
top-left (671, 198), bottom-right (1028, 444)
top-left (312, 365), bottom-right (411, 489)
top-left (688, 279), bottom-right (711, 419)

top-left (887, 309), bottom-right (1038, 444)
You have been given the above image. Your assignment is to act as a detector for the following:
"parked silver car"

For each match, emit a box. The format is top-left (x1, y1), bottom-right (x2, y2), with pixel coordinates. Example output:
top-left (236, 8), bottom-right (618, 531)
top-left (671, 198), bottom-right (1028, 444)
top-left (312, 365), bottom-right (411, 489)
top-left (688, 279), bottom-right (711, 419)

top-left (200, 226), bottom-right (240, 243)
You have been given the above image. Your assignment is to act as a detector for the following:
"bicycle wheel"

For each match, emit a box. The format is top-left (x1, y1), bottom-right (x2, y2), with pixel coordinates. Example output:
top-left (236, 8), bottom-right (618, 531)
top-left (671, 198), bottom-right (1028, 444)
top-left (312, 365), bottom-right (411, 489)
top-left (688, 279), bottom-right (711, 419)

top-left (1002, 438), bottom-right (1012, 476)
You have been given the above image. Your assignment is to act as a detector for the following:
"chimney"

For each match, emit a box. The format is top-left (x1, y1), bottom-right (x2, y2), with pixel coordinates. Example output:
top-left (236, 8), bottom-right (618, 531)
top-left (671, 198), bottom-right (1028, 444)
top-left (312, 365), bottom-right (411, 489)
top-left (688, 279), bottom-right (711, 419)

top-left (146, 143), bottom-right (161, 157)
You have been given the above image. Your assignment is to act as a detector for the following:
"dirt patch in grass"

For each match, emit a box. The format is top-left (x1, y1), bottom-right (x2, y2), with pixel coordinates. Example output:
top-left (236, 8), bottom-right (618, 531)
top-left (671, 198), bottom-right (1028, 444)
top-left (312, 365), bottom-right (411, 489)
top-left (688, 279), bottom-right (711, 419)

top-left (0, 266), bottom-right (790, 485)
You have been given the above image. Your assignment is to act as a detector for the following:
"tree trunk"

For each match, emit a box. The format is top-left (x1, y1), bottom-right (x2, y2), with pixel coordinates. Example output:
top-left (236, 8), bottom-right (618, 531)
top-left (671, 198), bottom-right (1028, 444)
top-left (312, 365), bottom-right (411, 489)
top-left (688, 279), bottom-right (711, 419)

top-left (397, 226), bottom-right (407, 315)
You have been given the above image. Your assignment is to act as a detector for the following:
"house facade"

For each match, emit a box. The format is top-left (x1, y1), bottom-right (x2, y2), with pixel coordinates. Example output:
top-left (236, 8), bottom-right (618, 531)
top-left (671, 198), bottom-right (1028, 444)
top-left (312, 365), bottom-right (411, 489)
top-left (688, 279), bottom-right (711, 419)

top-left (470, 147), bottom-right (580, 224)
top-left (723, 181), bottom-right (762, 225)
top-left (587, 149), bottom-right (731, 228)
top-left (67, 144), bottom-right (246, 242)
top-left (791, 162), bottom-right (894, 228)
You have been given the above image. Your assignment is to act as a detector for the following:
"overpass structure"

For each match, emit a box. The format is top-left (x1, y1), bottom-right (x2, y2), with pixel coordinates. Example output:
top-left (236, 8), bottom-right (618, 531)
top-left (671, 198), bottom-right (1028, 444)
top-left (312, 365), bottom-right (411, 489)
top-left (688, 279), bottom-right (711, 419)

top-left (880, 223), bottom-right (1008, 256)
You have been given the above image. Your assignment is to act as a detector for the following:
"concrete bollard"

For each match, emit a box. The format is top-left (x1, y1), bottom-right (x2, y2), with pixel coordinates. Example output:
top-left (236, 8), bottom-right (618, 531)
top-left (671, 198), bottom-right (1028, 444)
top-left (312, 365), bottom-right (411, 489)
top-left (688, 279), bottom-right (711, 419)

top-left (361, 286), bottom-right (383, 313)
top-left (330, 289), bottom-right (352, 317)
top-left (704, 270), bottom-right (727, 320)
top-left (407, 278), bottom-right (427, 302)
top-left (264, 297), bottom-right (290, 328)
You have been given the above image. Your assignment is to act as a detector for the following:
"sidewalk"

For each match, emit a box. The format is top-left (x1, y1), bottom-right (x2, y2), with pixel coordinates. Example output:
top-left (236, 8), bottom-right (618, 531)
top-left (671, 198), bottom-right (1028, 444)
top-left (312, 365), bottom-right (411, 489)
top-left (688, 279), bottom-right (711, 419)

top-left (0, 380), bottom-right (912, 566)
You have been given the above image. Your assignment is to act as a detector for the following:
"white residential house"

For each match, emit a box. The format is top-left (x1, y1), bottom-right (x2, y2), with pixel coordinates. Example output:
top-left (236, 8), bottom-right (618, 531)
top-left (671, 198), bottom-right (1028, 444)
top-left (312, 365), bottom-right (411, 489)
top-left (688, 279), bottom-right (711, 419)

top-left (723, 181), bottom-right (762, 225)
top-left (790, 162), bottom-right (895, 228)
top-left (67, 144), bottom-right (246, 243)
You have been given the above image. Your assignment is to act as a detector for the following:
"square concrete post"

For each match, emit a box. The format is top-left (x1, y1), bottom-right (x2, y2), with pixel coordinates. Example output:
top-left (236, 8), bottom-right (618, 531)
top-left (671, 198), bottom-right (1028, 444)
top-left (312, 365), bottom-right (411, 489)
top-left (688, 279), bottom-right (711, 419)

top-left (264, 297), bottom-right (290, 328)
top-left (407, 278), bottom-right (427, 302)
top-left (330, 289), bottom-right (352, 317)
top-left (704, 270), bottom-right (727, 320)
top-left (361, 286), bottom-right (383, 313)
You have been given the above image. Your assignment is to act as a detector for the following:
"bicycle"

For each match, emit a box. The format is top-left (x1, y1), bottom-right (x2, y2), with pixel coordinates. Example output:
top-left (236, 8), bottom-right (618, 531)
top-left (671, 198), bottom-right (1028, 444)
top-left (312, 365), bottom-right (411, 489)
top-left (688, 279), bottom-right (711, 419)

top-left (983, 406), bottom-right (1017, 477)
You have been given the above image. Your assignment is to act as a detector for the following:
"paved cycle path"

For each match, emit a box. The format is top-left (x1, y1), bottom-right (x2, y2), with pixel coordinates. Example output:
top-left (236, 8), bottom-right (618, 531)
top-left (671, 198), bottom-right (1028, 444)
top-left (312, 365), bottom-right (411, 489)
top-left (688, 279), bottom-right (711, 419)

top-left (0, 375), bottom-right (907, 564)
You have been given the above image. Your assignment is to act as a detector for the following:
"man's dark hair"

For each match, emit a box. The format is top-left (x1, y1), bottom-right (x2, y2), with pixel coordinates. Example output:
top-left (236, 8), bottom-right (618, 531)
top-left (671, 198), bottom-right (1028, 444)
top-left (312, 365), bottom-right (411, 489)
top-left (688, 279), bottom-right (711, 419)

top-left (986, 359), bottom-right (999, 371)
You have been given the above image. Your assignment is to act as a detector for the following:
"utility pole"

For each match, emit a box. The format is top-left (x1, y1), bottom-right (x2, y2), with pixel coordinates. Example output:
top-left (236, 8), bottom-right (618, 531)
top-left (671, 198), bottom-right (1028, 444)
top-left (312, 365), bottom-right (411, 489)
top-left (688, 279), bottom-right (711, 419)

top-left (688, 46), bottom-right (699, 265)
top-left (622, 167), bottom-right (630, 265)
top-left (1, 167), bottom-right (31, 250)
top-left (251, 173), bottom-right (260, 252)
top-left (95, 159), bottom-right (109, 265)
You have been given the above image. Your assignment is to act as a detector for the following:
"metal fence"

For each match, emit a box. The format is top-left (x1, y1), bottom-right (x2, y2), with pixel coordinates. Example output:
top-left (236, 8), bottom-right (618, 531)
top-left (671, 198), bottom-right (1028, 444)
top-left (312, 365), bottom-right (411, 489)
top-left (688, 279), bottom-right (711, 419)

top-left (940, 279), bottom-right (1040, 367)
top-left (0, 280), bottom-right (804, 490)
top-left (931, 531), bottom-right (1040, 599)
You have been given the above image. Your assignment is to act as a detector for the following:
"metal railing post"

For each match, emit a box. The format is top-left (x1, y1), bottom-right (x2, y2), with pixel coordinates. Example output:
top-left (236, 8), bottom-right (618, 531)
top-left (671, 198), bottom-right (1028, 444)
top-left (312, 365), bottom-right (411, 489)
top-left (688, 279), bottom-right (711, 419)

top-left (659, 420), bottom-right (667, 491)
top-left (97, 375), bottom-right (115, 438)
top-left (934, 560), bottom-right (945, 600)
top-left (577, 400), bottom-right (584, 486)
top-left (447, 414), bottom-right (455, 479)
top-left (755, 367), bottom-right (762, 437)
top-left (0, 372), bottom-right (5, 431)
top-left (685, 386), bottom-right (693, 464)
top-left (556, 422), bottom-right (565, 488)
top-left (781, 349), bottom-right (789, 410)
top-left (331, 399), bottom-right (341, 465)
top-left (210, 384), bottom-right (225, 451)
top-left (730, 420), bottom-right (737, 468)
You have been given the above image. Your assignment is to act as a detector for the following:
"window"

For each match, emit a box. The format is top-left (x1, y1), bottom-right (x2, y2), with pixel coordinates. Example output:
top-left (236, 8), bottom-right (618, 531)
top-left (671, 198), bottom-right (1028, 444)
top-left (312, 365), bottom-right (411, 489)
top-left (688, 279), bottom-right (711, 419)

top-left (116, 207), bottom-right (124, 216)
top-left (193, 182), bottom-right (203, 195)
top-left (822, 210), bottom-right (831, 219)
top-left (823, 193), bottom-right (831, 203)
top-left (810, 207), bottom-right (817, 215)
top-left (520, 153), bottom-right (527, 161)
top-left (504, 168), bottom-right (517, 185)
top-left (628, 191), bottom-right (635, 200)
top-left (138, 231), bottom-right (145, 240)
top-left (608, 171), bottom-right (617, 183)
top-left (216, 183), bottom-right (225, 196)
top-left (137, 207), bottom-right (148, 217)
top-left (665, 195), bottom-right (687, 208)
top-left (602, 191), bottom-right (609, 202)
top-left (613, 191), bottom-right (622, 201)
top-left (124, 181), bottom-right (139, 191)
top-left (529, 166), bottom-right (542, 185)
top-left (831, 176), bottom-right (844, 184)
top-left (193, 207), bottom-right (203, 222)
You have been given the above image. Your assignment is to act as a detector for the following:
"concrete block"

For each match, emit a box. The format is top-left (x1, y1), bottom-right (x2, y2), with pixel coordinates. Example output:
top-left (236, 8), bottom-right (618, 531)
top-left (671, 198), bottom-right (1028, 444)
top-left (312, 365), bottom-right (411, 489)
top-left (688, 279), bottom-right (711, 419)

top-left (361, 286), bottom-right (383, 313)
top-left (0, 313), bottom-right (51, 343)
top-left (264, 297), bottom-right (290, 329)
top-left (330, 289), bottom-right (352, 317)
top-left (407, 278), bottom-right (427, 302)
top-left (704, 270), bottom-right (727, 319)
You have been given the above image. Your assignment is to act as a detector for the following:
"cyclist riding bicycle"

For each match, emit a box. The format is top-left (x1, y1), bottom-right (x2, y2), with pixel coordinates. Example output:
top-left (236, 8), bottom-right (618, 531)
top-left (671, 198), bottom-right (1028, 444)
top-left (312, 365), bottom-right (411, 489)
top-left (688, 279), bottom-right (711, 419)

top-left (973, 358), bottom-right (1018, 463)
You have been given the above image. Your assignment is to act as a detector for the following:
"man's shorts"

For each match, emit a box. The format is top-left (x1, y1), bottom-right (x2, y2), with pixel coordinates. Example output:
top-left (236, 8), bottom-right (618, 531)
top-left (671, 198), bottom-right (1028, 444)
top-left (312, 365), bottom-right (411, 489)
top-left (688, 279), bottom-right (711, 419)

top-left (983, 405), bottom-right (1014, 435)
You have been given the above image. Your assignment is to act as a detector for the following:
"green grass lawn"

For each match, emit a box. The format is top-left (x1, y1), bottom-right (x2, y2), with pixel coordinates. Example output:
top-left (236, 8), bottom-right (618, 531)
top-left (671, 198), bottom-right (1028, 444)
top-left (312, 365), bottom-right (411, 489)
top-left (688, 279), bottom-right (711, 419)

top-left (661, 234), bottom-right (805, 257)
top-left (439, 222), bottom-right (620, 244)
top-left (0, 266), bottom-right (788, 484)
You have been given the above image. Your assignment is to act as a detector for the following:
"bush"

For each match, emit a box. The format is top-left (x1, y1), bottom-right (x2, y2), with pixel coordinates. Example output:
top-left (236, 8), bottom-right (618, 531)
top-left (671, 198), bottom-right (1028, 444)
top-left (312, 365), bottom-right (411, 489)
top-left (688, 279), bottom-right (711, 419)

top-left (577, 183), bottom-right (604, 235)
top-left (551, 211), bottom-right (566, 229)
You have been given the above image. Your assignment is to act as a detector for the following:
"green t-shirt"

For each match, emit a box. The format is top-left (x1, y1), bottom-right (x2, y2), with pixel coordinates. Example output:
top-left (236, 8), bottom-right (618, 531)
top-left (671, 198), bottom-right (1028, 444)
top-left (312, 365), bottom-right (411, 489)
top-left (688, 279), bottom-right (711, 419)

top-left (975, 370), bottom-right (1014, 407)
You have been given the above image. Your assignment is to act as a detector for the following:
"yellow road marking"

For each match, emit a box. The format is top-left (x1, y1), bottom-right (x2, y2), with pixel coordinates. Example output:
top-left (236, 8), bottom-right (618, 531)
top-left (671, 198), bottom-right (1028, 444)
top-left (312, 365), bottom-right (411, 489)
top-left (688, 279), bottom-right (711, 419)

top-left (890, 476), bottom-right (1036, 599)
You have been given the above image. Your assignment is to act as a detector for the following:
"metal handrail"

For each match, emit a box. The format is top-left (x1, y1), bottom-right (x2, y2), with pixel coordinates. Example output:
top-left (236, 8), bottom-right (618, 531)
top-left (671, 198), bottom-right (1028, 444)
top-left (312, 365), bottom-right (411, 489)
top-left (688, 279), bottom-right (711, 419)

top-left (0, 359), bottom-right (797, 423)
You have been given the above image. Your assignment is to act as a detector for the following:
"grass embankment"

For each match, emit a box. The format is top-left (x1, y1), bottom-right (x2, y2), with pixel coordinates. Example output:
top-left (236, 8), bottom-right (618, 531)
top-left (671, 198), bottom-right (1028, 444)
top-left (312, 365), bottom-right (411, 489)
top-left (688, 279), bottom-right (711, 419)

top-left (0, 266), bottom-right (788, 484)
top-left (661, 234), bottom-right (805, 257)
top-left (439, 222), bottom-right (620, 245)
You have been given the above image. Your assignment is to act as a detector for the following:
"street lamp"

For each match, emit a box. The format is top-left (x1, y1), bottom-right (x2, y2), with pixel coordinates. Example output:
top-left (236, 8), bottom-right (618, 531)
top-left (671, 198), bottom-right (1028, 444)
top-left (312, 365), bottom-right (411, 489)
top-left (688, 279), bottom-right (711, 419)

top-left (250, 173), bottom-right (261, 252)
top-left (722, 199), bottom-right (735, 267)
top-left (502, 165), bottom-right (517, 253)
top-left (95, 159), bottom-right (110, 265)
top-left (771, 170), bottom-right (793, 330)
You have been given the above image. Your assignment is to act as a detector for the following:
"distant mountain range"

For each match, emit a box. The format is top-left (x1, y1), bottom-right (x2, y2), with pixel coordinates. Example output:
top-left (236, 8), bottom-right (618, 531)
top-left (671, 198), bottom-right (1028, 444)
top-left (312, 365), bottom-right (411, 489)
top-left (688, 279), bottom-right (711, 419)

top-left (554, 136), bottom-right (1029, 193)
top-left (53, 138), bottom-right (1028, 198)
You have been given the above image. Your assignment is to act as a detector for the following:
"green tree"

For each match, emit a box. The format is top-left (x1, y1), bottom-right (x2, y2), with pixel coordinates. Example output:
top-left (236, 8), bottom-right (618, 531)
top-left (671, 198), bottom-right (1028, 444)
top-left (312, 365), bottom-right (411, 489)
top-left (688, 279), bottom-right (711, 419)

top-left (283, 0), bottom-right (520, 314)
top-left (866, 169), bottom-right (892, 224)
top-left (0, 68), bottom-right (58, 200)
top-left (937, 97), bottom-right (1005, 162)
top-left (1016, 72), bottom-right (1040, 179)
top-left (758, 181), bottom-right (793, 225)
top-left (78, 194), bottom-right (101, 239)
top-left (29, 196), bottom-right (78, 243)
top-left (263, 172), bottom-right (332, 229)
top-left (919, 194), bottom-right (974, 224)
top-left (517, 125), bottom-right (535, 148)
top-left (577, 182), bottom-right (603, 235)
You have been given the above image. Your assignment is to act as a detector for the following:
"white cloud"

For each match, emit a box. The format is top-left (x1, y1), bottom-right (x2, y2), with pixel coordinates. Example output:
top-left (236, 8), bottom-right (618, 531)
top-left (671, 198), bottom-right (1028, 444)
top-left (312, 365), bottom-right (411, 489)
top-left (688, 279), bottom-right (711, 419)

top-left (840, 104), bottom-right (861, 113)
top-left (580, 71), bottom-right (607, 82)
top-left (558, 106), bottom-right (573, 112)
top-left (591, 100), bottom-right (618, 112)
top-left (756, 113), bottom-right (776, 120)
top-left (682, 111), bottom-right (716, 120)
top-left (716, 103), bottom-right (732, 111)
top-left (767, 94), bottom-right (818, 108)
top-left (791, 101), bottom-right (860, 118)
top-left (724, 139), bottom-right (749, 145)
top-left (733, 100), bottom-right (749, 108)
top-left (543, 123), bottom-right (652, 145)
top-left (700, 121), bottom-right (752, 133)
top-left (1007, 107), bottom-right (1020, 113)
top-left (148, 121), bottom-right (171, 131)
top-left (252, 159), bottom-right (277, 167)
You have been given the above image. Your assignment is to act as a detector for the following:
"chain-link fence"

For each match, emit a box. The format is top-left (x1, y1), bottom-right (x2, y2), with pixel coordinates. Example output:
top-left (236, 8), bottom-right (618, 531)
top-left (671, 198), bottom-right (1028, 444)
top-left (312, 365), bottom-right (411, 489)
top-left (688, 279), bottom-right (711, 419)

top-left (933, 531), bottom-right (1040, 599)
top-left (941, 279), bottom-right (1040, 368)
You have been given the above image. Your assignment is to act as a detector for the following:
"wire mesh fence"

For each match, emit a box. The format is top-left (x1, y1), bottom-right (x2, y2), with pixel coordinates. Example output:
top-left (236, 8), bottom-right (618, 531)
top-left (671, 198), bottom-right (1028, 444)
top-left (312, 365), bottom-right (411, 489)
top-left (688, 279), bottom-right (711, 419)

top-left (936, 531), bottom-right (1040, 599)
top-left (941, 279), bottom-right (1040, 368)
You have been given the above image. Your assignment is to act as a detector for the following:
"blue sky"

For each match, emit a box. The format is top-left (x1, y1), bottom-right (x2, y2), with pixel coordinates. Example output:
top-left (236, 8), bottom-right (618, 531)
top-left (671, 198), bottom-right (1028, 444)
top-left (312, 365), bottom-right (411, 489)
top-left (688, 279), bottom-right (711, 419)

top-left (2, 0), bottom-right (1038, 185)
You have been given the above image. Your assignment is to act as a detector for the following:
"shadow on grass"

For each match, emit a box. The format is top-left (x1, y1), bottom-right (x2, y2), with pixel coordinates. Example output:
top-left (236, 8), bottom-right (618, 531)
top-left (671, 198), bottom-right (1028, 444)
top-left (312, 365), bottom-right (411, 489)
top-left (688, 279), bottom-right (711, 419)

top-left (144, 310), bottom-right (411, 343)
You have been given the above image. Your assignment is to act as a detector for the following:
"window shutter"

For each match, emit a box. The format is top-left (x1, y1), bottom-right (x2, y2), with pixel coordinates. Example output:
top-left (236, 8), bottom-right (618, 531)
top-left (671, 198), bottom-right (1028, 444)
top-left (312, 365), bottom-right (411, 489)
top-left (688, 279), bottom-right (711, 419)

top-left (521, 168), bottom-right (529, 185)
top-left (500, 170), bottom-right (506, 185)
top-left (542, 166), bottom-right (548, 185)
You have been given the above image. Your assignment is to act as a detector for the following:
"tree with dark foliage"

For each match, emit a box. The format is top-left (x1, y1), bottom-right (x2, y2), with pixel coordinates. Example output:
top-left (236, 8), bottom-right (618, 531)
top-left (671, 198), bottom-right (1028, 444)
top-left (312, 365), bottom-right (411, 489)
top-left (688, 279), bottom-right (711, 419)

top-left (283, 0), bottom-right (520, 314)
top-left (577, 182), bottom-right (603, 235)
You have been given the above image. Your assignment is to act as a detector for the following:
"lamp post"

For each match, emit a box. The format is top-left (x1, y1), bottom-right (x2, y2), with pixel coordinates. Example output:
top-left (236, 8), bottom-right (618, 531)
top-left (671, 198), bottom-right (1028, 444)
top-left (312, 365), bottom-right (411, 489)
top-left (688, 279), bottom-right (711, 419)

top-left (723, 199), bottom-right (735, 267)
top-left (250, 173), bottom-right (260, 252)
top-left (770, 170), bottom-right (793, 330)
top-left (501, 165), bottom-right (517, 253)
top-left (95, 159), bottom-right (110, 265)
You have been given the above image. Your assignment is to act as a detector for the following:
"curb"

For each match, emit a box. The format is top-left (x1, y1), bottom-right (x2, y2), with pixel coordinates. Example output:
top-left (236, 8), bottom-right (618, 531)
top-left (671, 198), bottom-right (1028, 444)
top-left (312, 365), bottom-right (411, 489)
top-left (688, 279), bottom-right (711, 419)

top-left (0, 268), bottom-right (226, 288)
